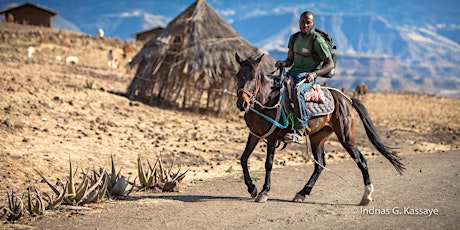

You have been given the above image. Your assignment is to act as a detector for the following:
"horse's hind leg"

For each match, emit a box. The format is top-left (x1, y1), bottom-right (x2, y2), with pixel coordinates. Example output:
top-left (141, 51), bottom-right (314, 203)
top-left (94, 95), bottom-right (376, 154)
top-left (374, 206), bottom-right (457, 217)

top-left (240, 134), bottom-right (260, 198)
top-left (354, 148), bottom-right (373, 205)
top-left (293, 131), bottom-right (330, 202)
top-left (336, 131), bottom-right (374, 205)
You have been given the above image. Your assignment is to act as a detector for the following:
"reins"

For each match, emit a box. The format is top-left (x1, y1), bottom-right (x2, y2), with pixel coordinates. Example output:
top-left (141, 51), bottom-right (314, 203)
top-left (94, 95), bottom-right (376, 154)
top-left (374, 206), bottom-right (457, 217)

top-left (238, 68), bottom-right (289, 140)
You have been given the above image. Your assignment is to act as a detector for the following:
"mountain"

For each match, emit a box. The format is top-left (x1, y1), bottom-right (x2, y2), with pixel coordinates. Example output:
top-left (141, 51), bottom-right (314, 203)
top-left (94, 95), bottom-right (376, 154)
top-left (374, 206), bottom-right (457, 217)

top-left (1, 0), bottom-right (458, 97)
top-left (231, 12), bottom-right (460, 97)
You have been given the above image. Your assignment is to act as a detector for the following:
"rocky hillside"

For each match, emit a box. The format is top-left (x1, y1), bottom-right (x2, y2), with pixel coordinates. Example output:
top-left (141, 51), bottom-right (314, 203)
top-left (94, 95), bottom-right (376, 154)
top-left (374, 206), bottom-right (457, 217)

top-left (0, 21), bottom-right (142, 70)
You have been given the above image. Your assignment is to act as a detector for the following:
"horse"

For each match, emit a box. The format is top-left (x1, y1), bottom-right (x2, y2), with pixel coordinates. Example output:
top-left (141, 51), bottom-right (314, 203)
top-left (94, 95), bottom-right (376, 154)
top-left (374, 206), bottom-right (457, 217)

top-left (108, 48), bottom-right (121, 69)
top-left (235, 53), bottom-right (404, 205)
top-left (122, 43), bottom-right (134, 59)
top-left (355, 83), bottom-right (368, 100)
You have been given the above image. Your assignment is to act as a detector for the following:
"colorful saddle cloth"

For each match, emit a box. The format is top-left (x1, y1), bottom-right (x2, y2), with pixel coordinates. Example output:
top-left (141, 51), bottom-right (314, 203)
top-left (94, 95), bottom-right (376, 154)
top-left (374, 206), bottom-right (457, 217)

top-left (305, 86), bottom-right (334, 116)
top-left (283, 81), bottom-right (335, 118)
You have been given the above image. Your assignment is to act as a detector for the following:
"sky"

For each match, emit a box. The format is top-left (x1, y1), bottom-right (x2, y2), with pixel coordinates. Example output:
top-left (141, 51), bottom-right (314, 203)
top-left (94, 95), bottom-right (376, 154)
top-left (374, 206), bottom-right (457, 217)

top-left (0, 0), bottom-right (316, 40)
top-left (0, 0), bottom-right (458, 41)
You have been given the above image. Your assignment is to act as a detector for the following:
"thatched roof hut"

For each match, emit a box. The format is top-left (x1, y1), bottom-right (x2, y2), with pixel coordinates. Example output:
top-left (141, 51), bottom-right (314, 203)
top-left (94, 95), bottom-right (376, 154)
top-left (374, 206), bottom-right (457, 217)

top-left (127, 0), bottom-right (275, 115)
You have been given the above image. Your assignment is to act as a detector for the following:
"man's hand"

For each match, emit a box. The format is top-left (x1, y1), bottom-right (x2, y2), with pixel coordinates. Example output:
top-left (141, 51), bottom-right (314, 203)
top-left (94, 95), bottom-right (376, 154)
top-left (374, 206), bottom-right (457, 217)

top-left (275, 61), bottom-right (286, 69)
top-left (306, 72), bottom-right (317, 83)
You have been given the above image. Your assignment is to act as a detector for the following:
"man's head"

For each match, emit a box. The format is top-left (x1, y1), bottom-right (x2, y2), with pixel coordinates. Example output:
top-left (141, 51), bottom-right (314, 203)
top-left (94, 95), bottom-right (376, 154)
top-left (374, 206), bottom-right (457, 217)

top-left (299, 11), bottom-right (315, 36)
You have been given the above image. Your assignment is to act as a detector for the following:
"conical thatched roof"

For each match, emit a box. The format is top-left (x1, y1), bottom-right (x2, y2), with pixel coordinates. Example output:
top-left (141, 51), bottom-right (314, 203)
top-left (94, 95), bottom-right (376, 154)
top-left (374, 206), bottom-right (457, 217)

top-left (127, 0), bottom-right (275, 115)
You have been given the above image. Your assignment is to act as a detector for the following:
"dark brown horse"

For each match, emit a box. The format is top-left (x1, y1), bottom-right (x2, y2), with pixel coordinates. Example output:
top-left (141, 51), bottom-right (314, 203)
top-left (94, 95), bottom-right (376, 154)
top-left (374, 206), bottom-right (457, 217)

top-left (355, 83), bottom-right (368, 100)
top-left (235, 53), bottom-right (404, 205)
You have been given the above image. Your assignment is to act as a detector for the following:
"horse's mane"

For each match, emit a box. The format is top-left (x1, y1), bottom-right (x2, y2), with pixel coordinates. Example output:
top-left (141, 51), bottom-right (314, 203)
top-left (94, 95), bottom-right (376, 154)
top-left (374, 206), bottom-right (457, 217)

top-left (239, 55), bottom-right (280, 90)
top-left (239, 55), bottom-right (261, 67)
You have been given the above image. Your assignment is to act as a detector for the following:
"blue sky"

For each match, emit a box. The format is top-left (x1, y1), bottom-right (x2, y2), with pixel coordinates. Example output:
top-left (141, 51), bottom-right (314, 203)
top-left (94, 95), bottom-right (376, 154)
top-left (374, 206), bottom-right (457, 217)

top-left (0, 0), bottom-right (316, 39)
top-left (1, 0), bottom-right (458, 41)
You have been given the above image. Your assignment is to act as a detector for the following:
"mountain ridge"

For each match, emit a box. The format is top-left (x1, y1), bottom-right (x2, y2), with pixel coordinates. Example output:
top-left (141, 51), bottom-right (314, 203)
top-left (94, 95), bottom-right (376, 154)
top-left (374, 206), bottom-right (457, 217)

top-left (1, 0), bottom-right (458, 97)
top-left (232, 12), bottom-right (459, 97)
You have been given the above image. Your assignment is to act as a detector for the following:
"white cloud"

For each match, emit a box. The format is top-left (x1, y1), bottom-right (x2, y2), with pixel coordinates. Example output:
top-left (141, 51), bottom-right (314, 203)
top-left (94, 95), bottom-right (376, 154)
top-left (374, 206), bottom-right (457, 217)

top-left (120, 10), bottom-right (142, 17)
top-left (105, 10), bottom-right (143, 18)
top-left (273, 5), bottom-right (307, 14)
top-left (242, 9), bottom-right (268, 19)
top-left (143, 13), bottom-right (171, 30)
top-left (233, 4), bottom-right (313, 21)
top-left (219, 9), bottom-right (235, 17)
top-left (436, 23), bottom-right (460, 31)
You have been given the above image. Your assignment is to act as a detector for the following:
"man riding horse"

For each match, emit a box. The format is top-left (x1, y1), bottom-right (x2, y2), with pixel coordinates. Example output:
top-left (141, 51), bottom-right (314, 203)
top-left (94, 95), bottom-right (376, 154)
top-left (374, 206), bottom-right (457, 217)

top-left (275, 11), bottom-right (334, 144)
top-left (234, 11), bottom-right (404, 205)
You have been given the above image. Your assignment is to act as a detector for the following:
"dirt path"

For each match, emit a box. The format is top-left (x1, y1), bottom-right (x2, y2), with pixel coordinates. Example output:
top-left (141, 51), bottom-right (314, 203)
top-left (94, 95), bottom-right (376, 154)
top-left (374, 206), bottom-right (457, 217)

top-left (8, 150), bottom-right (457, 230)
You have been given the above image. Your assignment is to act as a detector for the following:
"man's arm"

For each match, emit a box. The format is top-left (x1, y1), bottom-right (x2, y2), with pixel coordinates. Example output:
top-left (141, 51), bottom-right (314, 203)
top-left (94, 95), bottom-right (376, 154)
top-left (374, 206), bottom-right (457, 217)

top-left (313, 56), bottom-right (333, 77)
top-left (306, 56), bottom-right (334, 82)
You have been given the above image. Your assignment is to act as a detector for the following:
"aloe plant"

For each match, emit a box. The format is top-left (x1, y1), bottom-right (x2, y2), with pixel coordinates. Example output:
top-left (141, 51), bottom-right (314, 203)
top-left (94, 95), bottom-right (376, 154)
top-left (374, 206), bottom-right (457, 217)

top-left (4, 187), bottom-right (24, 222)
top-left (138, 156), bottom-right (189, 192)
top-left (106, 154), bottom-right (136, 197)
top-left (79, 168), bottom-right (108, 204)
top-left (35, 158), bottom-right (107, 207)
top-left (137, 156), bottom-right (159, 189)
top-left (159, 157), bottom-right (189, 192)
top-left (66, 166), bottom-right (106, 205)
top-left (34, 169), bottom-right (68, 209)
top-left (27, 186), bottom-right (46, 216)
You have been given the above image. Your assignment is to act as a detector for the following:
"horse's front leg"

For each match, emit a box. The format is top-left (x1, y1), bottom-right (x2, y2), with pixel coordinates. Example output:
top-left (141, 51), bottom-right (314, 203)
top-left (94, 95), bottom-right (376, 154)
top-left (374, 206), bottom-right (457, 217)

top-left (255, 136), bottom-right (277, 203)
top-left (241, 133), bottom-right (260, 198)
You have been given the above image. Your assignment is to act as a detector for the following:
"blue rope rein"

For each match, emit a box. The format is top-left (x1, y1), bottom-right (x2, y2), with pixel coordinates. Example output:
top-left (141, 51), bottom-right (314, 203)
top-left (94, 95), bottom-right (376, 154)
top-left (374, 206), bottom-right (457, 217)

top-left (248, 69), bottom-right (290, 129)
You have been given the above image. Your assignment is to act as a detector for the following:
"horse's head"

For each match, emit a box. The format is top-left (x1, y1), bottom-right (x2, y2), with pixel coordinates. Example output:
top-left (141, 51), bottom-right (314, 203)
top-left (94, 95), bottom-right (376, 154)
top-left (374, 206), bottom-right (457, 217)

top-left (235, 53), bottom-right (264, 112)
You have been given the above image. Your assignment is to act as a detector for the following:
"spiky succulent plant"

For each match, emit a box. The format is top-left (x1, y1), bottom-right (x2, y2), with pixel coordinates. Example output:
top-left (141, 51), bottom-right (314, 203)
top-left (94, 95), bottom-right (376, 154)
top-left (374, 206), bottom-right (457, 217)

top-left (4, 187), bottom-right (24, 222)
top-left (138, 156), bottom-right (189, 192)
top-left (106, 154), bottom-right (136, 197)
top-left (27, 186), bottom-right (46, 216)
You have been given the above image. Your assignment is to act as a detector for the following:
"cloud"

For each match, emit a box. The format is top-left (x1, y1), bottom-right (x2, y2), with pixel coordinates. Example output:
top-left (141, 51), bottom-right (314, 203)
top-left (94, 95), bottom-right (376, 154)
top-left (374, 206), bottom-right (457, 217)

top-left (0, 2), bottom-right (19, 11)
top-left (436, 23), bottom-right (460, 31)
top-left (104, 10), bottom-right (143, 18)
top-left (218, 9), bottom-right (235, 17)
top-left (97, 10), bottom-right (170, 30)
top-left (241, 9), bottom-right (268, 19)
top-left (143, 13), bottom-right (171, 30)
top-left (230, 4), bottom-right (313, 21)
top-left (119, 10), bottom-right (142, 17)
top-left (272, 5), bottom-right (305, 14)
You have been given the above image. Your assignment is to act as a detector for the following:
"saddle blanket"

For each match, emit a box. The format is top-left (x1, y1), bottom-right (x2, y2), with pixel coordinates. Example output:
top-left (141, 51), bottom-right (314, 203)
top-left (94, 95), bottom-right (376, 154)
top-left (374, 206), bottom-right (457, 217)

top-left (305, 87), bottom-right (335, 117)
top-left (283, 80), bottom-right (336, 118)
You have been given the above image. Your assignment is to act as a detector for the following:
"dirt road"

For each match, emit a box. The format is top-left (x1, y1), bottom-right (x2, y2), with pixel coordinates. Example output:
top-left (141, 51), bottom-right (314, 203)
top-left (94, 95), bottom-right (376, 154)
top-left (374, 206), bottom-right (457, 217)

top-left (9, 150), bottom-right (457, 230)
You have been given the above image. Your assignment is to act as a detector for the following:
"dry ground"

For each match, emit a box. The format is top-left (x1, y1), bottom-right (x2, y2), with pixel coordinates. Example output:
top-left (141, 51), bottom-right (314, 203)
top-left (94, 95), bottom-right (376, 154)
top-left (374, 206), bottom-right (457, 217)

top-left (0, 22), bottom-right (459, 229)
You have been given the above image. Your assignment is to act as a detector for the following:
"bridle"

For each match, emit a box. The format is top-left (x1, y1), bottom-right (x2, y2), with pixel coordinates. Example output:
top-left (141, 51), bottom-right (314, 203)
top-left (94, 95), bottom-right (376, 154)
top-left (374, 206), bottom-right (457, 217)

top-left (236, 66), bottom-right (289, 140)
top-left (237, 69), bottom-right (263, 112)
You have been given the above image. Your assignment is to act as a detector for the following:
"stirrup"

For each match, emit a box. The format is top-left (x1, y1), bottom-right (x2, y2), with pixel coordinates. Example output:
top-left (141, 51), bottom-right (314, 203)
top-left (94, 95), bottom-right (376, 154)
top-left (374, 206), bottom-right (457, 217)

top-left (284, 130), bottom-right (305, 144)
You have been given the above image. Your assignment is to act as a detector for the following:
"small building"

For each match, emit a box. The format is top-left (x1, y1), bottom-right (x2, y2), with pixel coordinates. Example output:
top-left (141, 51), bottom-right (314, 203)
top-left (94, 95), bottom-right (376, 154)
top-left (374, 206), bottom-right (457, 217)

top-left (133, 27), bottom-right (164, 42)
top-left (0, 2), bottom-right (57, 27)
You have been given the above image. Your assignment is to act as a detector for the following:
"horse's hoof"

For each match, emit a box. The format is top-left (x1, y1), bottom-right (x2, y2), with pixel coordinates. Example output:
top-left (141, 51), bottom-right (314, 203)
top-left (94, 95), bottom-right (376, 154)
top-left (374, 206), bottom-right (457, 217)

top-left (249, 186), bottom-right (258, 198)
top-left (255, 194), bottom-right (268, 203)
top-left (359, 196), bottom-right (372, 206)
top-left (292, 194), bottom-right (305, 203)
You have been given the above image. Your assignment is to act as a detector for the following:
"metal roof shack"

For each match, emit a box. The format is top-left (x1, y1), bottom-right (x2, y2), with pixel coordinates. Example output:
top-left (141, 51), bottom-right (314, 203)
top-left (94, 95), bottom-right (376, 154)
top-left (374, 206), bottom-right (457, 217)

top-left (0, 2), bottom-right (57, 27)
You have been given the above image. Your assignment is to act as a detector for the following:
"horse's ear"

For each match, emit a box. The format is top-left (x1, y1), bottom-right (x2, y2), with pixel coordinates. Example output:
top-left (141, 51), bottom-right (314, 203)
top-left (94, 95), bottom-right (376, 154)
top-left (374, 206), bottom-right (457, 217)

top-left (235, 52), bottom-right (242, 64)
top-left (255, 54), bottom-right (264, 64)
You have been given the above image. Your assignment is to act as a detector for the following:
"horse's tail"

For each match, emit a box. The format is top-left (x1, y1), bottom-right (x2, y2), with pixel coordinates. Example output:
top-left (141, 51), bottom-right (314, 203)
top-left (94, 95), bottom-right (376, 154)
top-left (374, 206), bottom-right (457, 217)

top-left (351, 98), bottom-right (405, 175)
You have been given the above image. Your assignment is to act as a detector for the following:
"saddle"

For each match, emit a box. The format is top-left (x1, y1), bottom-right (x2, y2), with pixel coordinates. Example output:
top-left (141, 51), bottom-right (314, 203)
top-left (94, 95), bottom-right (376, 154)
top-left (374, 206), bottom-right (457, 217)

top-left (282, 79), bottom-right (335, 118)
